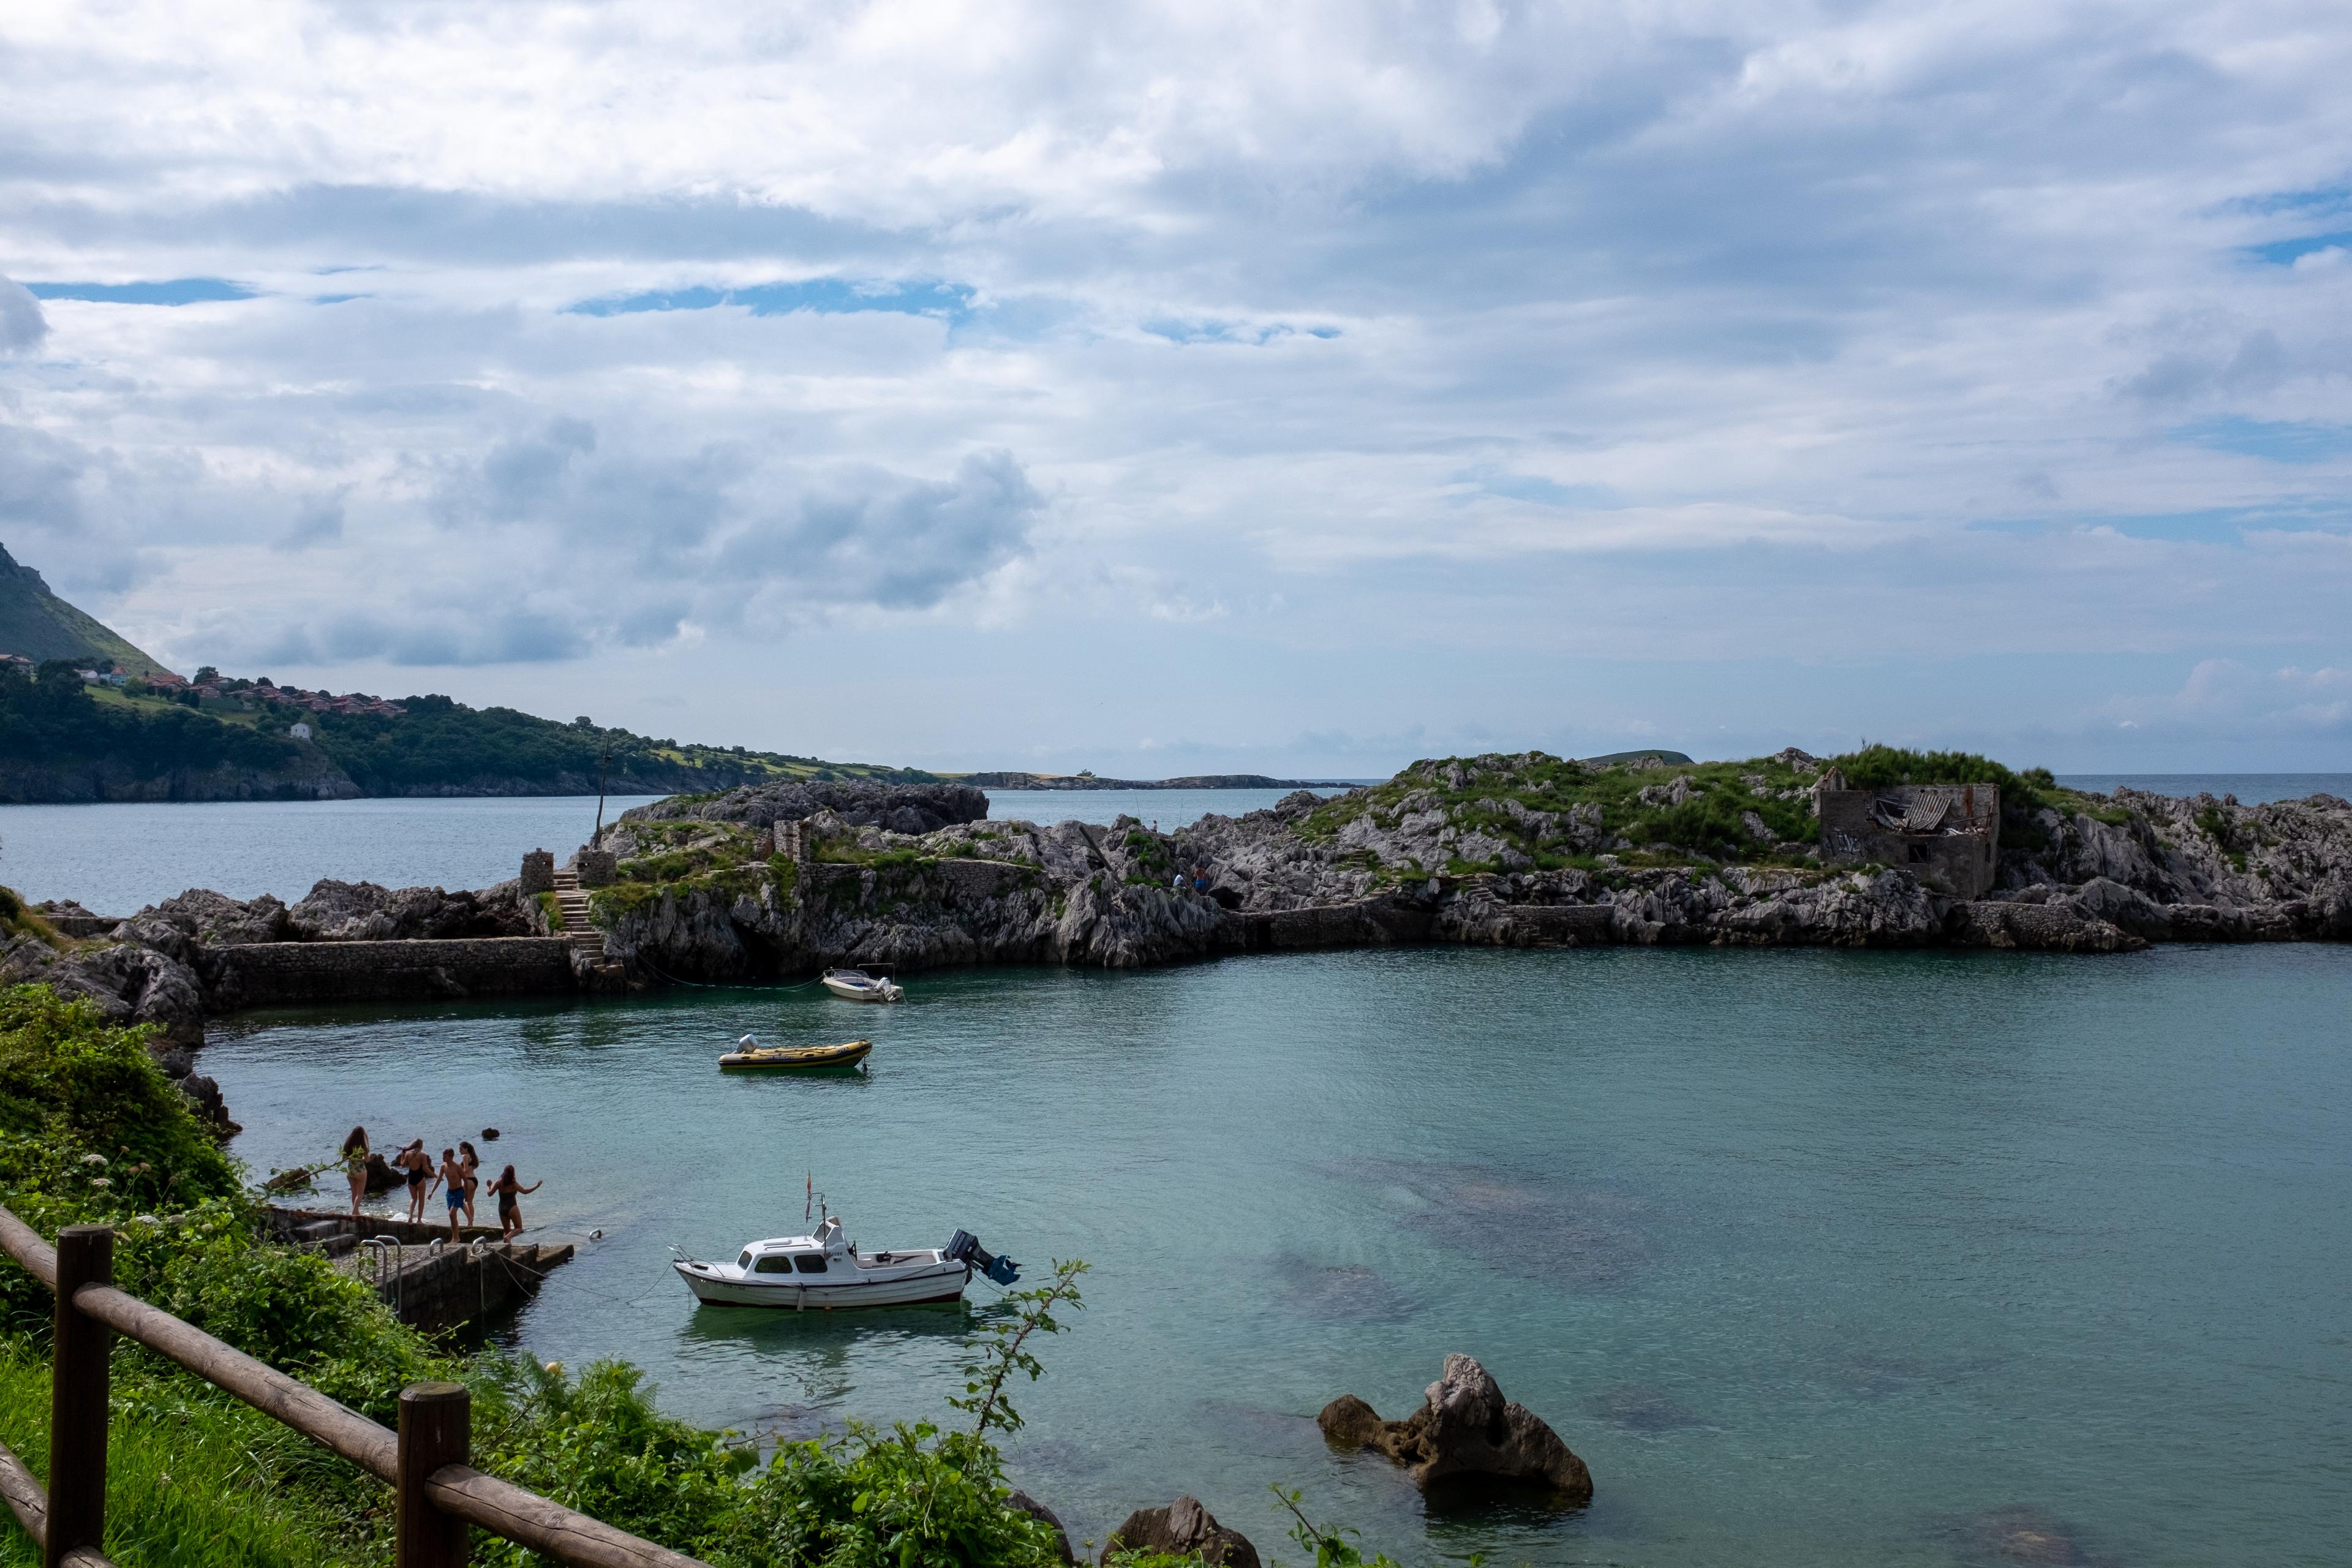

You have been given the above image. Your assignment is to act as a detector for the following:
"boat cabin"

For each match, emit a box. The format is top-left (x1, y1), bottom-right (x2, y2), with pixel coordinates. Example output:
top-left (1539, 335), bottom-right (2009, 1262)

top-left (736, 1217), bottom-right (851, 1276)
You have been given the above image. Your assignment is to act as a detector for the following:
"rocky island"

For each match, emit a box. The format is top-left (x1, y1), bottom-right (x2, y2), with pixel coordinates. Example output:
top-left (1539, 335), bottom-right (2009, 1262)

top-left (9, 747), bottom-right (2348, 1129)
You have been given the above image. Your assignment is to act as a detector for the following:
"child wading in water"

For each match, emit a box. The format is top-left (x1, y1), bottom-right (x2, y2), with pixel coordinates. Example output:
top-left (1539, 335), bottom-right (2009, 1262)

top-left (487, 1165), bottom-right (542, 1242)
top-left (341, 1126), bottom-right (369, 1217)
top-left (439, 1148), bottom-right (468, 1240)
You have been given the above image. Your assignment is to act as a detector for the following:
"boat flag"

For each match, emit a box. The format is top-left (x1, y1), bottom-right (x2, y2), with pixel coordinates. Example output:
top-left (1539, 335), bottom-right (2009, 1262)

top-left (805, 1172), bottom-right (812, 1222)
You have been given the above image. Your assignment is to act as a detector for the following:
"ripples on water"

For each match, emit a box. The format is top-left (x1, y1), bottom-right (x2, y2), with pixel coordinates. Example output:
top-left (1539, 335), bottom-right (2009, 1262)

top-left (205, 943), bottom-right (2352, 1568)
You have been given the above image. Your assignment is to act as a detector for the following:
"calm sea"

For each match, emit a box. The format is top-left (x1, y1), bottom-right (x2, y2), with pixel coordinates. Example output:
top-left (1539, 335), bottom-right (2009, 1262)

top-left (207, 943), bottom-right (2352, 1568)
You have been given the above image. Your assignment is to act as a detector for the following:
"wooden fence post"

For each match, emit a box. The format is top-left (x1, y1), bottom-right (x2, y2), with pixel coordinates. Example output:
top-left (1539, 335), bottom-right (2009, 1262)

top-left (396, 1381), bottom-right (470, 1568)
top-left (45, 1225), bottom-right (112, 1568)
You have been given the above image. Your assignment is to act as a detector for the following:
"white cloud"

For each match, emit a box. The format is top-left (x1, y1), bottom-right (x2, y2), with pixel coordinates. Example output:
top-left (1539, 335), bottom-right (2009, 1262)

top-left (3, 1), bottom-right (2352, 767)
top-left (0, 275), bottom-right (44, 354)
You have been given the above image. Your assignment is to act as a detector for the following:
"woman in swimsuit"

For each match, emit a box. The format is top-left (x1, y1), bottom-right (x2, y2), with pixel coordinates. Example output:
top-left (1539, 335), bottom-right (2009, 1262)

top-left (401, 1139), bottom-right (435, 1223)
top-left (487, 1164), bottom-right (542, 1242)
top-left (340, 1126), bottom-right (369, 1217)
top-left (439, 1148), bottom-right (468, 1240)
top-left (458, 1140), bottom-right (481, 1227)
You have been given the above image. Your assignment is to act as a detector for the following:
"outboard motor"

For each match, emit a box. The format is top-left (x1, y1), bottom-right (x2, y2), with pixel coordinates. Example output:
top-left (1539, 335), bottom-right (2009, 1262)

top-left (944, 1229), bottom-right (1022, 1286)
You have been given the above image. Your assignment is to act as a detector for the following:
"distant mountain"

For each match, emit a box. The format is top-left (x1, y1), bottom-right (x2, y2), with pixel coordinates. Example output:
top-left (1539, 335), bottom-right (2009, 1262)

top-left (0, 542), bottom-right (173, 676)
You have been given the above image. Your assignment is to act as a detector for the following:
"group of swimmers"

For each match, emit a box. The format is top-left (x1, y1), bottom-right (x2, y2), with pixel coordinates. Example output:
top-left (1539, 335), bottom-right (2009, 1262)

top-left (337, 1125), bottom-right (541, 1242)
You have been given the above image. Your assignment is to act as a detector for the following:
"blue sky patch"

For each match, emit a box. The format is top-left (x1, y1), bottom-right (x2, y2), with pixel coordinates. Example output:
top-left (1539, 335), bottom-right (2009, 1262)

top-left (26, 278), bottom-right (256, 305)
top-left (1143, 319), bottom-right (1340, 346)
top-left (566, 277), bottom-right (974, 322)
top-left (2172, 417), bottom-right (2352, 465)
top-left (2242, 231), bottom-right (2351, 265)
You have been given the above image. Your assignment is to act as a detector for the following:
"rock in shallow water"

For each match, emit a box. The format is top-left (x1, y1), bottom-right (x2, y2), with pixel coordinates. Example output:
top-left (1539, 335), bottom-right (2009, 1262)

top-left (1317, 1353), bottom-right (1593, 1503)
top-left (1099, 1496), bottom-right (1259, 1568)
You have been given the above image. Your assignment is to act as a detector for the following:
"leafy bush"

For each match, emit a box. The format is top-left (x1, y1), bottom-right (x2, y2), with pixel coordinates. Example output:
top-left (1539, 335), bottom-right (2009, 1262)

top-left (715, 1423), bottom-right (1066, 1568)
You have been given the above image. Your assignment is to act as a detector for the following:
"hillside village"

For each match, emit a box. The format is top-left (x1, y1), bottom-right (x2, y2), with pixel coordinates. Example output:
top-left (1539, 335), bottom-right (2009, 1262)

top-left (2, 654), bottom-right (408, 720)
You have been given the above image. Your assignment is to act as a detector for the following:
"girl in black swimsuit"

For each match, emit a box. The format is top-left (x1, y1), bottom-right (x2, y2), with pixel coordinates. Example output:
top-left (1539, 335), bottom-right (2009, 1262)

top-left (401, 1140), bottom-right (434, 1223)
top-left (487, 1164), bottom-right (542, 1242)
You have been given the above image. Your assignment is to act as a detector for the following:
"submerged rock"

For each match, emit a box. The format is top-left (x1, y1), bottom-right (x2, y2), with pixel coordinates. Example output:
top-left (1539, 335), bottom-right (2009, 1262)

top-left (1317, 1353), bottom-right (1593, 1503)
top-left (1099, 1496), bottom-right (1259, 1568)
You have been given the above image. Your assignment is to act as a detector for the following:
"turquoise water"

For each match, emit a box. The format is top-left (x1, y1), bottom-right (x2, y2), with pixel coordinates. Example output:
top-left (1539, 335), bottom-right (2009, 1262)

top-left (206, 943), bottom-right (2352, 1567)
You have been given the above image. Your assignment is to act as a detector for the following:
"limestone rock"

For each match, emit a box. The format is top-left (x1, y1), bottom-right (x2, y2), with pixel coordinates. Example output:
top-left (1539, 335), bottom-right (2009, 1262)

top-left (287, 880), bottom-right (526, 942)
top-left (623, 777), bottom-right (986, 835)
top-left (1316, 1354), bottom-right (1593, 1503)
top-left (1, 935), bottom-right (208, 1047)
top-left (1099, 1496), bottom-right (1259, 1568)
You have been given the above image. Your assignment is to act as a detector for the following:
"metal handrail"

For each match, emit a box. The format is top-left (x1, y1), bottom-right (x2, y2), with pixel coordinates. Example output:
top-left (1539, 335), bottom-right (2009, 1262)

top-left (0, 1202), bottom-right (707, 1568)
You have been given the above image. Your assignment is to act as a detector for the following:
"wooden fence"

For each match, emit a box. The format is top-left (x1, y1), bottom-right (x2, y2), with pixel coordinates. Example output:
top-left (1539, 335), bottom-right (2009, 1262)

top-left (0, 1205), bottom-right (710, 1568)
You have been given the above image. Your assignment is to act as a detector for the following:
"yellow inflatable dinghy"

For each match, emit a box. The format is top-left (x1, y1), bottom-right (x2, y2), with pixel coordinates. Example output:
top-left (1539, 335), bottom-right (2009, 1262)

top-left (718, 1038), bottom-right (872, 1072)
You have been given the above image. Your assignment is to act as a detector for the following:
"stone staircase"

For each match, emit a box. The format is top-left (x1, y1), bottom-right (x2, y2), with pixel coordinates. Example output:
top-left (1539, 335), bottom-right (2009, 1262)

top-left (549, 869), bottom-right (608, 960)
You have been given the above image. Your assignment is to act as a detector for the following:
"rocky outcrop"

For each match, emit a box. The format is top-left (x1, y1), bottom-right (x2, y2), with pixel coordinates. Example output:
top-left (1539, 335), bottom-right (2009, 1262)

top-left (624, 777), bottom-right (986, 837)
top-left (284, 880), bottom-right (532, 942)
top-left (1099, 1496), bottom-right (1259, 1568)
top-left (1317, 1354), bottom-right (1592, 1503)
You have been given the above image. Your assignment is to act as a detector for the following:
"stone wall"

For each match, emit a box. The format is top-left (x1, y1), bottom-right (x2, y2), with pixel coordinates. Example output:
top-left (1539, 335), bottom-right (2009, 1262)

top-left (218, 937), bottom-right (578, 1006)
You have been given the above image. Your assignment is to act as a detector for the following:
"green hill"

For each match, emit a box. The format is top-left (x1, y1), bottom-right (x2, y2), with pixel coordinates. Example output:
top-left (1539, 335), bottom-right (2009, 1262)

top-left (0, 541), bottom-right (173, 676)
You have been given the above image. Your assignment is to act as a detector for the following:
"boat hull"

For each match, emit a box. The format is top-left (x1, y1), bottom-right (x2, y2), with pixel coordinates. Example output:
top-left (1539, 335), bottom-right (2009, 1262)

top-left (673, 1259), bottom-right (967, 1309)
top-left (821, 977), bottom-right (899, 1003)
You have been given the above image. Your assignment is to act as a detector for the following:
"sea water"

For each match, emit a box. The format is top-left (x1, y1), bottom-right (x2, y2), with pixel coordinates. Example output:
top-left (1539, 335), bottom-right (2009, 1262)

top-left (205, 942), bottom-right (2352, 1568)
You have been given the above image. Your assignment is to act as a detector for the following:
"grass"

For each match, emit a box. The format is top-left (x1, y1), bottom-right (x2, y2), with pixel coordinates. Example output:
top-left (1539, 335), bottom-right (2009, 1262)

top-left (0, 1343), bottom-right (383, 1568)
top-left (1298, 750), bottom-right (1823, 877)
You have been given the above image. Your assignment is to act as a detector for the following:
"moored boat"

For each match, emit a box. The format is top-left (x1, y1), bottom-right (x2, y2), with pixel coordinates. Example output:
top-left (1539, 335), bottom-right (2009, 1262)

top-left (718, 1037), bottom-right (872, 1072)
top-left (673, 1208), bottom-right (1019, 1310)
top-left (821, 967), bottom-right (904, 1003)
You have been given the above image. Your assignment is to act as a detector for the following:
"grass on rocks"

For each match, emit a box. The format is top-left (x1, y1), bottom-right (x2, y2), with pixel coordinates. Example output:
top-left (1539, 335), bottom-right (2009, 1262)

top-left (1297, 745), bottom-right (2126, 879)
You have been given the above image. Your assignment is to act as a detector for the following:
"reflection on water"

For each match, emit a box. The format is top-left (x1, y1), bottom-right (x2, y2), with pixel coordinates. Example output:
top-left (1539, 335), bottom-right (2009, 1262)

top-left (205, 943), bottom-right (2352, 1568)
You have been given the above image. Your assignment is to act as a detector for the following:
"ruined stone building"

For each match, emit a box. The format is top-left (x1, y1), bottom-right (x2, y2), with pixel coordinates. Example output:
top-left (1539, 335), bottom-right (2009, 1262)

top-left (1814, 773), bottom-right (2001, 897)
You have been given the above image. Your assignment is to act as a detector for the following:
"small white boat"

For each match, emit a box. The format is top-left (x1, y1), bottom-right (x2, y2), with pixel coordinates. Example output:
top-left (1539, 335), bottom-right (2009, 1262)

top-left (673, 1210), bottom-right (1017, 1310)
top-left (821, 967), bottom-right (904, 1003)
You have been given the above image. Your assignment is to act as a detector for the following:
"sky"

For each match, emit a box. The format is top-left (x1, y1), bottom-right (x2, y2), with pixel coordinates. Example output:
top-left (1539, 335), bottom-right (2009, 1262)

top-left (2, 1), bottom-right (2351, 777)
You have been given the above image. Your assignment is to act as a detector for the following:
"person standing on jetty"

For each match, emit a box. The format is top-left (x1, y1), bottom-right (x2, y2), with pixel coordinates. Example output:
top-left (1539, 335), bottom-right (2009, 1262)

top-left (487, 1164), bottom-right (541, 1242)
top-left (340, 1126), bottom-right (370, 1218)
top-left (398, 1139), bottom-right (435, 1223)
top-left (439, 1148), bottom-right (469, 1240)
top-left (458, 1140), bottom-right (483, 1226)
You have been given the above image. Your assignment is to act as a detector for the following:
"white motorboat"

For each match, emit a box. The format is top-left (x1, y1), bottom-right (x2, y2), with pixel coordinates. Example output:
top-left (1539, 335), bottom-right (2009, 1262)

top-left (821, 967), bottom-right (904, 1003)
top-left (672, 1209), bottom-right (1018, 1310)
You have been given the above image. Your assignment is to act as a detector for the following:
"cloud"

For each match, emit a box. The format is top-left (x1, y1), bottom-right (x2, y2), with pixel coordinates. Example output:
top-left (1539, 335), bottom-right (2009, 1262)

top-left (0, 275), bottom-right (45, 354)
top-left (3, 1), bottom-right (2352, 766)
top-left (722, 449), bottom-right (1044, 612)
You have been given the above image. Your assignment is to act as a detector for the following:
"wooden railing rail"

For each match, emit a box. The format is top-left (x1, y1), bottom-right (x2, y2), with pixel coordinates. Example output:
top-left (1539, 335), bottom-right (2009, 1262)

top-left (0, 1204), bottom-right (707, 1568)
